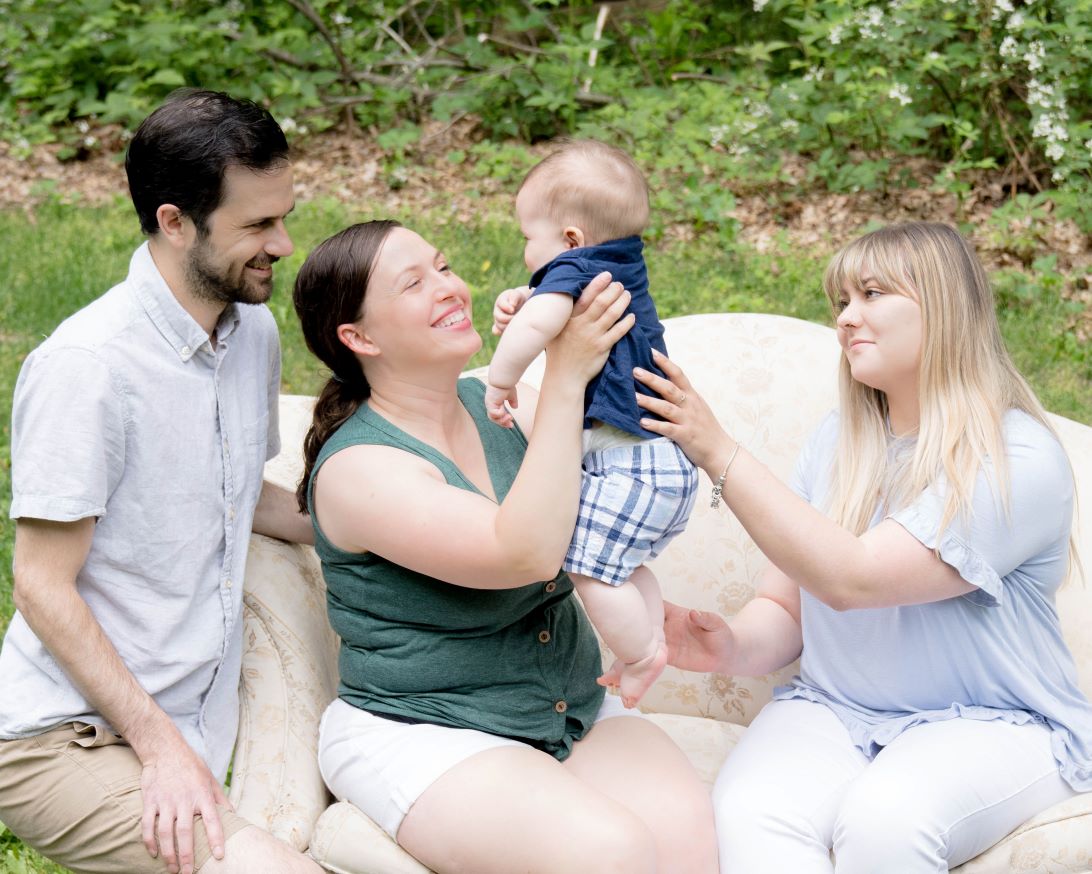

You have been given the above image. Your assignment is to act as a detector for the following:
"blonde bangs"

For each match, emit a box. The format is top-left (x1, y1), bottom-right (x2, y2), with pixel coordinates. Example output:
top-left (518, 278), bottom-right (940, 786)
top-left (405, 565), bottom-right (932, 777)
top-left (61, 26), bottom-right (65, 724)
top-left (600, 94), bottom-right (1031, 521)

top-left (822, 232), bottom-right (916, 315)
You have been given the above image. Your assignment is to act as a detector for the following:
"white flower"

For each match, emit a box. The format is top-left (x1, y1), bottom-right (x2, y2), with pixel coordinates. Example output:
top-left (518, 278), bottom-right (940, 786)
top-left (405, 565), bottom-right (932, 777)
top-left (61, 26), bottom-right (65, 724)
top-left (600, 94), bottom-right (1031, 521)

top-left (332, 12), bottom-right (351, 25)
top-left (999, 36), bottom-right (1018, 59)
top-left (280, 117), bottom-right (299, 134)
top-left (991, 0), bottom-right (1014, 21)
top-left (1024, 40), bottom-right (1045, 71)
top-left (76, 119), bottom-right (90, 133)
top-left (1045, 142), bottom-right (1065, 161)
top-left (859, 6), bottom-right (886, 39)
top-left (753, 0), bottom-right (769, 10)
top-left (888, 82), bottom-right (912, 106)
top-left (780, 119), bottom-right (800, 134)
top-left (1085, 138), bottom-right (1092, 156)
top-left (1006, 11), bottom-right (1025, 29)
top-left (83, 136), bottom-right (97, 148)
top-left (709, 124), bottom-right (731, 148)
top-left (829, 24), bottom-right (845, 45)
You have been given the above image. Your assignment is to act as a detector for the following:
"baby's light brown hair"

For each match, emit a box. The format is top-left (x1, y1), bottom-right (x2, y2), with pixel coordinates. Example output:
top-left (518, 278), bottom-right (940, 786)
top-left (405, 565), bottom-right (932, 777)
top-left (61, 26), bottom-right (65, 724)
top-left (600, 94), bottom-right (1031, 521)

top-left (519, 139), bottom-right (650, 245)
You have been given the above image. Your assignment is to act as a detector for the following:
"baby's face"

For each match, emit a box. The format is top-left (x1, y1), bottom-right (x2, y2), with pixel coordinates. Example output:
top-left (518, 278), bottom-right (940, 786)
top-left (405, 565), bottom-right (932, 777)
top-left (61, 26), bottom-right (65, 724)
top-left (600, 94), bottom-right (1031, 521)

top-left (515, 180), bottom-right (571, 273)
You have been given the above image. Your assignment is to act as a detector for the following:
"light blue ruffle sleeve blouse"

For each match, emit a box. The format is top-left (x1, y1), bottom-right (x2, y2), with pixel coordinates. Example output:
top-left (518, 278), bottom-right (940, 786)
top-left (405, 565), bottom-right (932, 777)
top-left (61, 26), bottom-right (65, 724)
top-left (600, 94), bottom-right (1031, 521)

top-left (774, 409), bottom-right (1092, 791)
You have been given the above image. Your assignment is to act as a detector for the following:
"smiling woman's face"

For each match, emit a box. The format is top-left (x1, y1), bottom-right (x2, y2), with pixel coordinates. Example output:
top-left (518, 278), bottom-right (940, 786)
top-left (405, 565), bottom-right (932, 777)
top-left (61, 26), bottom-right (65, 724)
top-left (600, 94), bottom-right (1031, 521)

top-left (357, 227), bottom-right (481, 366)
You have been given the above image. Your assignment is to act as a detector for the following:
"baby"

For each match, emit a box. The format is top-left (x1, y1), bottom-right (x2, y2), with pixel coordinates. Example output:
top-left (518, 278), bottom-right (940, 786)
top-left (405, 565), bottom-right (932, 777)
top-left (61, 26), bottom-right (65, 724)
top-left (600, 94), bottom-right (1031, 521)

top-left (486, 139), bottom-right (697, 707)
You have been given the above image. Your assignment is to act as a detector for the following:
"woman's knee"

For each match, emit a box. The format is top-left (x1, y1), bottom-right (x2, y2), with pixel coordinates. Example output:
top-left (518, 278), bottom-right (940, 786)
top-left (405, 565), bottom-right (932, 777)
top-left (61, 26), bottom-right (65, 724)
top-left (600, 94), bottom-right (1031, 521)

top-left (833, 786), bottom-right (946, 873)
top-left (654, 780), bottom-right (717, 873)
top-left (567, 808), bottom-right (658, 874)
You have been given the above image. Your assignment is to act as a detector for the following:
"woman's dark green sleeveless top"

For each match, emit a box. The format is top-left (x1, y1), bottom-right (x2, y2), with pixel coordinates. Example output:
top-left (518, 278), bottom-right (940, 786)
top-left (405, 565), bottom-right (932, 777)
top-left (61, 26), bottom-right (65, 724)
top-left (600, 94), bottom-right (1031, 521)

top-left (308, 378), bottom-right (604, 760)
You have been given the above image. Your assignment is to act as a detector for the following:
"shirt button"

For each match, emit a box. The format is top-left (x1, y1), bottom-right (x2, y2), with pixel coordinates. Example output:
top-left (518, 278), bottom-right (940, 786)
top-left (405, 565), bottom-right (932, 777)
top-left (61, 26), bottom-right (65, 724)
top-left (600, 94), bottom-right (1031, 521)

top-left (544, 581), bottom-right (557, 593)
top-left (538, 630), bottom-right (551, 644)
top-left (225, 579), bottom-right (233, 589)
top-left (554, 700), bottom-right (567, 714)
top-left (181, 345), bottom-right (191, 356)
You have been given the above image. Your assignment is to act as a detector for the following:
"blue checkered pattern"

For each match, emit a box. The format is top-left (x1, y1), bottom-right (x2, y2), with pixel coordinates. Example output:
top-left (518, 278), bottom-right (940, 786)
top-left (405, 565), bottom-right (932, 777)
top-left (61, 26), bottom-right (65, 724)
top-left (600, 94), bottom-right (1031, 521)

top-left (564, 438), bottom-right (698, 586)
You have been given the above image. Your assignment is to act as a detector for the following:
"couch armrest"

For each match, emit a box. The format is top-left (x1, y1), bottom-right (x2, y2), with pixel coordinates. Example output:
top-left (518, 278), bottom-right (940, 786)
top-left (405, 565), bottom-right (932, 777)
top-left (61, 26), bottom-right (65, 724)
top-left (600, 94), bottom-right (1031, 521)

top-left (230, 534), bottom-right (340, 850)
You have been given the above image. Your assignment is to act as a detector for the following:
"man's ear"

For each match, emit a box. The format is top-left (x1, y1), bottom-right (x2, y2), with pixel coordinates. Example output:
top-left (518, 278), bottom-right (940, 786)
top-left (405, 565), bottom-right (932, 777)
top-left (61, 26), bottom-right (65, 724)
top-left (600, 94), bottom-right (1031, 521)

top-left (155, 204), bottom-right (190, 249)
top-left (563, 226), bottom-right (586, 249)
top-left (336, 321), bottom-right (380, 357)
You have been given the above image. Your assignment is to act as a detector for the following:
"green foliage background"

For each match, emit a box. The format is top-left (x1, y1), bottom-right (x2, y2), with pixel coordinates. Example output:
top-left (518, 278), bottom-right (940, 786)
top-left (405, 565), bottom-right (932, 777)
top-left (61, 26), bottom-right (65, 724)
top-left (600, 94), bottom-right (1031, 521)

top-left (2, 0), bottom-right (1091, 226)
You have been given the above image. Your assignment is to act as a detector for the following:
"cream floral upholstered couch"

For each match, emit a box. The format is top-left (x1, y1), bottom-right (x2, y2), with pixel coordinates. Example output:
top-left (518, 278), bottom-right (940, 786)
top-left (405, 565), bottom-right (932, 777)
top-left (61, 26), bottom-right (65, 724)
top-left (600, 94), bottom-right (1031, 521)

top-left (230, 313), bottom-right (1092, 874)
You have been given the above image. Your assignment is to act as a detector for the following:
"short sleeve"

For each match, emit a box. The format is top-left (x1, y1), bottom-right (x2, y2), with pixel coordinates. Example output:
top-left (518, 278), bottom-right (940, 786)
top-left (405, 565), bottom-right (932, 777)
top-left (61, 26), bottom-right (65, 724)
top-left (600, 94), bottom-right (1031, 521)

top-left (889, 414), bottom-right (1073, 608)
top-left (531, 259), bottom-right (592, 299)
top-left (791, 411), bottom-right (840, 504)
top-left (9, 347), bottom-right (126, 522)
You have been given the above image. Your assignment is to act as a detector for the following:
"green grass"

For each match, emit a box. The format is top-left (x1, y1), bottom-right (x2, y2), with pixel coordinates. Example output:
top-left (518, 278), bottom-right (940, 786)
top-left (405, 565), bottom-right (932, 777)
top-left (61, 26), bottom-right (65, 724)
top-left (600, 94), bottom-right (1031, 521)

top-left (0, 198), bottom-right (1089, 873)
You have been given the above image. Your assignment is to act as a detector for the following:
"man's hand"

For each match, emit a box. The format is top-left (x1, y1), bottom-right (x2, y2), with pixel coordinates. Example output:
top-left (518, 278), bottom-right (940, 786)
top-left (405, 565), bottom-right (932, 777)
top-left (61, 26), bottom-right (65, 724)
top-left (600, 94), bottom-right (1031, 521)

top-left (485, 383), bottom-right (519, 428)
top-left (492, 286), bottom-right (531, 335)
top-left (140, 737), bottom-right (232, 874)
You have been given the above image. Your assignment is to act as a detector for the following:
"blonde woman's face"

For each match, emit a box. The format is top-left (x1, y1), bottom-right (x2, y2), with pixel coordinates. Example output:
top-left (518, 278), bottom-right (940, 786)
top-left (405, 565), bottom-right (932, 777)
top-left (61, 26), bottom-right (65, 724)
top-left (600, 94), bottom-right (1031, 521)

top-left (835, 277), bottom-right (923, 395)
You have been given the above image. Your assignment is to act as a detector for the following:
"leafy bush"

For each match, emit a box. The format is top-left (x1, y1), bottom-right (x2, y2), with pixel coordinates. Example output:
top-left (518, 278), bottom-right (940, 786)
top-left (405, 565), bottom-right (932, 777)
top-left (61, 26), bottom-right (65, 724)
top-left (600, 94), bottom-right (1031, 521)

top-left (1, 0), bottom-right (1089, 225)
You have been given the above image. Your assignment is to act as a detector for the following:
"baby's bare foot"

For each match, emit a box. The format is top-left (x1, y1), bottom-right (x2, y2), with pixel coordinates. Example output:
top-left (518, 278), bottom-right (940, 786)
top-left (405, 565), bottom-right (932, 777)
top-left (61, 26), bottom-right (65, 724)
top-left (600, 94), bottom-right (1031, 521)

top-left (611, 641), bottom-right (668, 708)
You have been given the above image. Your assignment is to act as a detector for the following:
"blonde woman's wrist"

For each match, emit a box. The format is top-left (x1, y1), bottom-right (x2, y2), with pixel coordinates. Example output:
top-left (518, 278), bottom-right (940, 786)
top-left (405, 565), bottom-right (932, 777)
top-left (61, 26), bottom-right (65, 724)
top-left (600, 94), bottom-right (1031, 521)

top-left (709, 438), bottom-right (743, 510)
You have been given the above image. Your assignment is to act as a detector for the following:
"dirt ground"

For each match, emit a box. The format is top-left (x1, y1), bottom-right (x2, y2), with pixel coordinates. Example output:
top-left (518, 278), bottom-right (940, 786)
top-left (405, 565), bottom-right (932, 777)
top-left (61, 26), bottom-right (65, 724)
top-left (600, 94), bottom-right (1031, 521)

top-left (2, 119), bottom-right (1088, 336)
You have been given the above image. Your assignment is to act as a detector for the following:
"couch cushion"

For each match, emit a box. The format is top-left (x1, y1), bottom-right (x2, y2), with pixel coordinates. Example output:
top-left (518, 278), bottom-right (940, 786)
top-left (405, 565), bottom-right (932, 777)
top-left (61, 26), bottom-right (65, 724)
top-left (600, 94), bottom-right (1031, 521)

top-left (954, 792), bottom-right (1092, 873)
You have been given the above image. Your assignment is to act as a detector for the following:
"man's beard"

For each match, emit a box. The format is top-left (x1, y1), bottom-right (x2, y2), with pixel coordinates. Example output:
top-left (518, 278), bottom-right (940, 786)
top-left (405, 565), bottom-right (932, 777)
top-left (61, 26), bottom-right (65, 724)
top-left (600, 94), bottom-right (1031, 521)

top-left (185, 236), bottom-right (276, 306)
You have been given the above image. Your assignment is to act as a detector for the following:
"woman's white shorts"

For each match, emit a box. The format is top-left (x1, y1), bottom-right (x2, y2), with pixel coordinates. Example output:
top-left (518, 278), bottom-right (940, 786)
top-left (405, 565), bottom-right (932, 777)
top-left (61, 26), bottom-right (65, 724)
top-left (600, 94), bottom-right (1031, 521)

top-left (318, 694), bottom-right (639, 838)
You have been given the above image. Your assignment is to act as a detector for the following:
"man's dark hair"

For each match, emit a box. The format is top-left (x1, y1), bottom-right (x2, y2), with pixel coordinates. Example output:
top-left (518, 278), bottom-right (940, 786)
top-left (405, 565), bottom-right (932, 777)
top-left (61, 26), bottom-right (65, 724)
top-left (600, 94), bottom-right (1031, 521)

top-left (125, 89), bottom-right (290, 237)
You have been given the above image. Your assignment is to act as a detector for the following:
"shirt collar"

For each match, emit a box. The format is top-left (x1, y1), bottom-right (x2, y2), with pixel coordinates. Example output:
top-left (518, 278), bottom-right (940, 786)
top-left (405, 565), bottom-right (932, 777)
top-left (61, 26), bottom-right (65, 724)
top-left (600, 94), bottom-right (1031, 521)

top-left (129, 242), bottom-right (235, 361)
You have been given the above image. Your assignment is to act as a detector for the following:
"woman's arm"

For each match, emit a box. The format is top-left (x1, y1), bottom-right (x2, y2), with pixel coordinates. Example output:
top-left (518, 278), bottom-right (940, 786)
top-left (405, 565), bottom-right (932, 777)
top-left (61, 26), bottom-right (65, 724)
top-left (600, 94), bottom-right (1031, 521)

top-left (316, 275), bottom-right (634, 590)
top-left (634, 351), bottom-right (974, 611)
top-left (665, 563), bottom-right (802, 676)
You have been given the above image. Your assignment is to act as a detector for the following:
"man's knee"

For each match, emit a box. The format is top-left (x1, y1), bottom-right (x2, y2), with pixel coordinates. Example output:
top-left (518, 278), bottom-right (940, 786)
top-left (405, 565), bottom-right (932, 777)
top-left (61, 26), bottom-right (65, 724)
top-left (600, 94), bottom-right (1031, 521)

top-left (198, 826), bottom-right (322, 874)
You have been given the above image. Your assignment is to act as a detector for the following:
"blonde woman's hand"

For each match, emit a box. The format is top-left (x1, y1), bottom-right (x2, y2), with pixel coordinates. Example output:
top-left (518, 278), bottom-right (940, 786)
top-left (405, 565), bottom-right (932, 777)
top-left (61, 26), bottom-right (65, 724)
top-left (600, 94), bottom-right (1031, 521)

top-left (547, 272), bottom-right (634, 384)
top-left (633, 348), bottom-right (735, 475)
top-left (663, 601), bottom-right (736, 674)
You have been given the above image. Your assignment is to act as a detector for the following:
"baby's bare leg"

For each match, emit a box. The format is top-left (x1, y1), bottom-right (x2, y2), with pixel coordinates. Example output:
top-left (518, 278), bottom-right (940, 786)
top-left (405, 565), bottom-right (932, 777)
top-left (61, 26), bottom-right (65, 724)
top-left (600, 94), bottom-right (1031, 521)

top-left (572, 566), bottom-right (667, 708)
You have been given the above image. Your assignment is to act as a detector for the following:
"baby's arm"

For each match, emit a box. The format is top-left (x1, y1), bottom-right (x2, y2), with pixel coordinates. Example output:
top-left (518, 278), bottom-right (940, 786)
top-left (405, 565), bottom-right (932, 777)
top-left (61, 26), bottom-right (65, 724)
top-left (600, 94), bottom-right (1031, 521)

top-left (486, 292), bottom-right (575, 427)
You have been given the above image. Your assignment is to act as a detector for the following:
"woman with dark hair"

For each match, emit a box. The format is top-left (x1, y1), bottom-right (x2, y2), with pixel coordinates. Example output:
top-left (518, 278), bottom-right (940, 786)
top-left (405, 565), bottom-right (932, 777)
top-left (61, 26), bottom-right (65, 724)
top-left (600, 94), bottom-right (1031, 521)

top-left (292, 221), bottom-right (718, 874)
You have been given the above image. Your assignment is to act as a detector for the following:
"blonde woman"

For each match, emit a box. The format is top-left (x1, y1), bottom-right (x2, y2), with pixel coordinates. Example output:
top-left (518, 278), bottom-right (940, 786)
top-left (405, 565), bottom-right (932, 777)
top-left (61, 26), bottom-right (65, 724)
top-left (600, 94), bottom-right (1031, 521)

top-left (632, 222), bottom-right (1092, 872)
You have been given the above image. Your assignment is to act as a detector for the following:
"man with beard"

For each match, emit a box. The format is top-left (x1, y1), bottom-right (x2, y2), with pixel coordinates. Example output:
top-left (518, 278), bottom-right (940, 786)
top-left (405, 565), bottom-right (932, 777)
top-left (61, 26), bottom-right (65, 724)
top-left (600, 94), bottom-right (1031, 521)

top-left (0, 90), bottom-right (321, 874)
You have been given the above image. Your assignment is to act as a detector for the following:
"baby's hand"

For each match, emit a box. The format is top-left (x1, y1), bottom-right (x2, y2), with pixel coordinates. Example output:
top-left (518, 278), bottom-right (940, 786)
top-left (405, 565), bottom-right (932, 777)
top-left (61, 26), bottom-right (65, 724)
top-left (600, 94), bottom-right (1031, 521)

top-left (485, 383), bottom-right (519, 428)
top-left (492, 286), bottom-right (531, 336)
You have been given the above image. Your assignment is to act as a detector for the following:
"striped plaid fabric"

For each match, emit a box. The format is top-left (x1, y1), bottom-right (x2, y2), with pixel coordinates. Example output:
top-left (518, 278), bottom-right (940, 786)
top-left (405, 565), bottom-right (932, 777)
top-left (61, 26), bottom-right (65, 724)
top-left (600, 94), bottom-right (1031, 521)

top-left (564, 438), bottom-right (698, 586)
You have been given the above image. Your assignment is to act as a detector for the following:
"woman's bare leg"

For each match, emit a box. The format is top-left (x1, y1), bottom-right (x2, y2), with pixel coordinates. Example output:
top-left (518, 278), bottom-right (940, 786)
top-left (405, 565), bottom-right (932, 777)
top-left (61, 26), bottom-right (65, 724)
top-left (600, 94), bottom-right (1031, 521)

top-left (564, 715), bottom-right (719, 874)
top-left (397, 745), bottom-right (657, 874)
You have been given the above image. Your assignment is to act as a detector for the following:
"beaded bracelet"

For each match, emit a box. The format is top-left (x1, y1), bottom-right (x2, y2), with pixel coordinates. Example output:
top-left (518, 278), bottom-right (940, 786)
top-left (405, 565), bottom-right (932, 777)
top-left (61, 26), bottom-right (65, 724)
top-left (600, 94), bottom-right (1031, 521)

top-left (710, 442), bottom-right (742, 509)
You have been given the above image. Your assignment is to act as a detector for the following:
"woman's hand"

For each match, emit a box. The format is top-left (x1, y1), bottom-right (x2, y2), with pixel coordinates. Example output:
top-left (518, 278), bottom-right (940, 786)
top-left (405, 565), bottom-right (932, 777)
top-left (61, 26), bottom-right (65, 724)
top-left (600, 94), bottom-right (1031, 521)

top-left (663, 601), bottom-right (735, 674)
top-left (547, 272), bottom-right (634, 384)
top-left (633, 348), bottom-right (735, 475)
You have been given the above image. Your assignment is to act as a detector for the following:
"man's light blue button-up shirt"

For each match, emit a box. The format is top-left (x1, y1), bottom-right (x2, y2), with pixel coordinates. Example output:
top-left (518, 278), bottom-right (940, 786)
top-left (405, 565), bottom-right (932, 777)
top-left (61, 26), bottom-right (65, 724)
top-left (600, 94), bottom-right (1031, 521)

top-left (2, 242), bottom-right (281, 780)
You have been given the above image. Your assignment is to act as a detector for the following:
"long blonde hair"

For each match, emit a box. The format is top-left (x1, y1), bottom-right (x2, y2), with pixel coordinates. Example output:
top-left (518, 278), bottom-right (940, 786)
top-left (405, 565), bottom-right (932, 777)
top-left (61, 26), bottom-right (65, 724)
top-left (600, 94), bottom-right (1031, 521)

top-left (822, 222), bottom-right (1078, 578)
